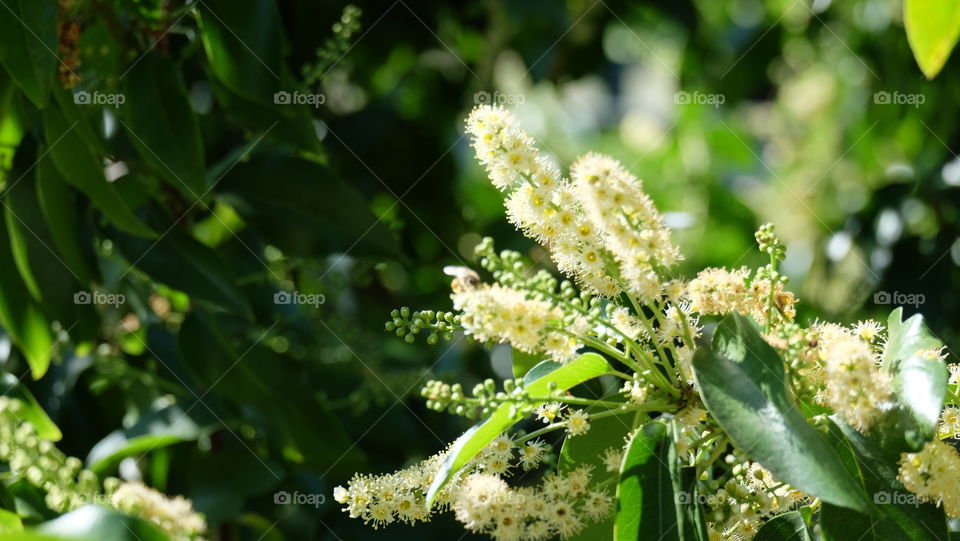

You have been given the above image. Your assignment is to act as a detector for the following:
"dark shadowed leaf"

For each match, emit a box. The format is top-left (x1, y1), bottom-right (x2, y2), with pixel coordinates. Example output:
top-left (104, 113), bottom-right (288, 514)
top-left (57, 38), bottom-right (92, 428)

top-left (0, 0), bottom-right (58, 107)
top-left (123, 52), bottom-right (207, 200)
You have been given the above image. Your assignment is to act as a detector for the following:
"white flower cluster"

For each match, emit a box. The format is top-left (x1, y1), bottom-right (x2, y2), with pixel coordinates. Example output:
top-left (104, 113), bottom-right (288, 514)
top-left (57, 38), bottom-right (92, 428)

top-left (466, 105), bottom-right (680, 299)
top-left (452, 282), bottom-right (577, 361)
top-left (570, 153), bottom-right (681, 299)
top-left (110, 482), bottom-right (207, 541)
top-left (334, 435), bottom-right (611, 539)
top-left (454, 468), bottom-right (610, 540)
top-left (817, 327), bottom-right (891, 431)
top-left (686, 267), bottom-right (796, 323)
top-left (899, 440), bottom-right (960, 518)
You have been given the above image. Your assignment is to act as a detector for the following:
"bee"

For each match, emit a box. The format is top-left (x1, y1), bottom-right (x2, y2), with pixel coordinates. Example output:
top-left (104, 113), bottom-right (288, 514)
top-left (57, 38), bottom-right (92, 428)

top-left (443, 265), bottom-right (480, 292)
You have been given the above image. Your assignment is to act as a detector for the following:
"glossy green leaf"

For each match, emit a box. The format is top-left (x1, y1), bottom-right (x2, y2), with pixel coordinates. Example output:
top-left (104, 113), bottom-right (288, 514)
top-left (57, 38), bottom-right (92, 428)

top-left (0, 218), bottom-right (54, 378)
top-left (820, 418), bottom-right (949, 541)
top-left (614, 422), bottom-right (672, 541)
top-left (114, 229), bottom-right (251, 317)
top-left (755, 511), bottom-right (812, 541)
top-left (87, 402), bottom-right (216, 475)
top-left (0, 372), bottom-right (61, 440)
top-left (615, 421), bottom-right (708, 541)
top-left (0, 0), bottom-right (58, 107)
top-left (35, 505), bottom-right (170, 541)
top-left (426, 354), bottom-right (611, 506)
top-left (692, 313), bottom-right (870, 512)
top-left (881, 308), bottom-right (947, 449)
top-left (218, 153), bottom-right (398, 258)
top-left (197, 0), bottom-right (283, 103)
top-left (123, 52), bottom-right (207, 200)
top-left (904, 0), bottom-right (960, 78)
top-left (511, 349), bottom-right (542, 378)
top-left (42, 104), bottom-right (155, 238)
top-left (0, 508), bottom-right (23, 533)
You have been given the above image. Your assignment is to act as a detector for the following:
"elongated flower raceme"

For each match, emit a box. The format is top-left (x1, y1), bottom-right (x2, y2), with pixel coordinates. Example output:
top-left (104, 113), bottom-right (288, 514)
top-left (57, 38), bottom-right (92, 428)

top-left (570, 152), bottom-right (681, 299)
top-left (466, 105), bottom-right (621, 297)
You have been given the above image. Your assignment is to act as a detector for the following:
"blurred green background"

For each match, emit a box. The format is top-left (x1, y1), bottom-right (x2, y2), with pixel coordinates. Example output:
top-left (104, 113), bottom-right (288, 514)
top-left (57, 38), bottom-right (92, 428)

top-left (0, 0), bottom-right (958, 539)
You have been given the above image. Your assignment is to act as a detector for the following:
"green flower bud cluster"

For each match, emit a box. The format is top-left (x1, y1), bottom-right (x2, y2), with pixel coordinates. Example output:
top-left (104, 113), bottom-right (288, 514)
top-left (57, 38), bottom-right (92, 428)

top-left (0, 397), bottom-right (115, 512)
top-left (302, 5), bottom-right (363, 86)
top-left (474, 238), bottom-right (559, 294)
top-left (385, 307), bottom-right (461, 344)
top-left (755, 223), bottom-right (786, 262)
top-left (422, 377), bottom-right (565, 420)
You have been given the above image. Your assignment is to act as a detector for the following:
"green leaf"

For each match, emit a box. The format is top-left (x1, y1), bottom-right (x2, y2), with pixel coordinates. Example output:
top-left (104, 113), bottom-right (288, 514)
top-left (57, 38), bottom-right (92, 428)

top-left (614, 422), bottom-right (672, 541)
top-left (881, 308), bottom-right (947, 449)
top-left (0, 372), bottom-right (60, 440)
top-left (207, 76), bottom-right (322, 155)
top-left (42, 104), bottom-right (155, 238)
top-left (754, 511), bottom-right (812, 541)
top-left (123, 52), bottom-right (207, 201)
top-left (904, 0), bottom-right (960, 78)
top-left (35, 155), bottom-right (99, 285)
top-left (0, 217), bottom-right (54, 378)
top-left (114, 229), bottom-right (251, 317)
top-left (425, 353), bottom-right (611, 506)
top-left (0, 508), bottom-right (23, 533)
top-left (615, 421), bottom-right (708, 541)
top-left (512, 349), bottom-right (542, 378)
top-left (218, 153), bottom-right (398, 258)
top-left (0, 0), bottom-right (58, 107)
top-left (197, 0), bottom-right (283, 103)
top-left (5, 149), bottom-right (99, 342)
top-left (692, 313), bottom-right (871, 512)
top-left (87, 402), bottom-right (216, 475)
top-left (34, 505), bottom-right (170, 541)
top-left (820, 418), bottom-right (949, 541)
